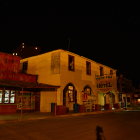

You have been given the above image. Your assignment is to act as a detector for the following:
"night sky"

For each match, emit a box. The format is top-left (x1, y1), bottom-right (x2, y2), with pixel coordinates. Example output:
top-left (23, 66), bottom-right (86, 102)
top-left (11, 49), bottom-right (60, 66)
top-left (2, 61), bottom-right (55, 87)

top-left (0, 2), bottom-right (140, 87)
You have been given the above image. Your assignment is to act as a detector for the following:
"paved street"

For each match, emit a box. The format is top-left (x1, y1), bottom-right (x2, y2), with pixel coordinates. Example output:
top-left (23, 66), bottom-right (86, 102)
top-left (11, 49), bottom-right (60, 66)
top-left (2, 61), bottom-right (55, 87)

top-left (0, 111), bottom-right (140, 140)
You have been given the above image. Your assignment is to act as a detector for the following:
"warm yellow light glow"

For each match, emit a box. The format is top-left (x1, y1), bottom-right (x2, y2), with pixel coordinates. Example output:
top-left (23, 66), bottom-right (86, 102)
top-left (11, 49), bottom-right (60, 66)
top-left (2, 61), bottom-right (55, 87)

top-left (12, 53), bottom-right (15, 55)
top-left (35, 47), bottom-right (38, 50)
top-left (138, 99), bottom-right (140, 102)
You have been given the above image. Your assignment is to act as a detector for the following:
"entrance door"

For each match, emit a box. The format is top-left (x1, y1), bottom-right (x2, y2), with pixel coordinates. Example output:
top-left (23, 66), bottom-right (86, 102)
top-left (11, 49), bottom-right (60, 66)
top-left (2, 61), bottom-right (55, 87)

top-left (63, 83), bottom-right (77, 111)
top-left (34, 92), bottom-right (40, 111)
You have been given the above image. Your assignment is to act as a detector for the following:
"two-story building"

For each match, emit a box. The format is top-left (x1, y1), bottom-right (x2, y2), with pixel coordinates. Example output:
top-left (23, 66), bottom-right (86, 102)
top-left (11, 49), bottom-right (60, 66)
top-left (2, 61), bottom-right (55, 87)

top-left (20, 49), bottom-right (119, 112)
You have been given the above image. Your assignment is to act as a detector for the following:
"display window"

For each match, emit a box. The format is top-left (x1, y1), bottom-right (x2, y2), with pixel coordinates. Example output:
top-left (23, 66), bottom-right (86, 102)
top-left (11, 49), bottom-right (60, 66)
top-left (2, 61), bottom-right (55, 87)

top-left (0, 90), bottom-right (3, 103)
top-left (68, 86), bottom-right (74, 102)
top-left (10, 90), bottom-right (16, 103)
top-left (0, 90), bottom-right (16, 104)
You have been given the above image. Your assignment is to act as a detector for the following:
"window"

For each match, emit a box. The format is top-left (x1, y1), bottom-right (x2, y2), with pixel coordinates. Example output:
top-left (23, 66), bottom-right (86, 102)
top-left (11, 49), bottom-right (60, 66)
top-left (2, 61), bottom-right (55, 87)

top-left (4, 90), bottom-right (10, 103)
top-left (0, 90), bottom-right (3, 103)
top-left (68, 55), bottom-right (75, 71)
top-left (100, 66), bottom-right (104, 76)
top-left (110, 70), bottom-right (113, 75)
top-left (68, 86), bottom-right (74, 102)
top-left (0, 90), bottom-right (16, 104)
top-left (22, 61), bottom-right (28, 73)
top-left (84, 86), bottom-right (92, 95)
top-left (86, 61), bottom-right (91, 75)
top-left (10, 90), bottom-right (16, 103)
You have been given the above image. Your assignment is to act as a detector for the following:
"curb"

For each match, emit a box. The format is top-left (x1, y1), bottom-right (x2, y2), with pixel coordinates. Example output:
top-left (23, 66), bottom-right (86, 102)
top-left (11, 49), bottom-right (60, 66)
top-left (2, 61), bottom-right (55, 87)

top-left (27, 109), bottom-right (123, 120)
top-left (0, 109), bottom-right (124, 123)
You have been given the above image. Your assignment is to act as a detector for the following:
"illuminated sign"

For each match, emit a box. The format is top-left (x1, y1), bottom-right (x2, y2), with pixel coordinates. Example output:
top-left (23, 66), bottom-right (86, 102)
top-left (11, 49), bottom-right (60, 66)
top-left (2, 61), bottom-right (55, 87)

top-left (96, 75), bottom-right (113, 92)
top-left (97, 82), bottom-right (112, 88)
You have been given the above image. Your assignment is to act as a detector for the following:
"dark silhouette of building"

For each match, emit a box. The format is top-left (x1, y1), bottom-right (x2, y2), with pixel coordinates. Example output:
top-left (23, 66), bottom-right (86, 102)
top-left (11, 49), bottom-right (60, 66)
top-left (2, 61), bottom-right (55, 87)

top-left (12, 43), bottom-right (42, 59)
top-left (117, 74), bottom-right (135, 108)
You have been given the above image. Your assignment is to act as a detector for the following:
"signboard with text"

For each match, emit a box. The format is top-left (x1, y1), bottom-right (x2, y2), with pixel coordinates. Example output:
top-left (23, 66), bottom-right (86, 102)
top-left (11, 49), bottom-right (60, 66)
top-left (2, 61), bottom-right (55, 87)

top-left (0, 52), bottom-right (37, 83)
top-left (0, 72), bottom-right (37, 83)
top-left (96, 75), bottom-right (113, 93)
top-left (0, 52), bottom-right (20, 73)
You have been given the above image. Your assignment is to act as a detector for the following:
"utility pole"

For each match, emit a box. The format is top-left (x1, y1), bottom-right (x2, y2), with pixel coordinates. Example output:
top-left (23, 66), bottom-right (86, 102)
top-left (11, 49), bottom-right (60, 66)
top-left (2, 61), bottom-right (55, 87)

top-left (67, 38), bottom-right (71, 51)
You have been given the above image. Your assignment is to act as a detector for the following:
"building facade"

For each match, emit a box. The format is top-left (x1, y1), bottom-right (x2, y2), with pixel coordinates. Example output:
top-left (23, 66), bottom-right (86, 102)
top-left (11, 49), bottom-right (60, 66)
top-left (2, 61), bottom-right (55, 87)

top-left (117, 74), bottom-right (135, 108)
top-left (20, 49), bottom-right (119, 112)
top-left (0, 52), bottom-right (58, 114)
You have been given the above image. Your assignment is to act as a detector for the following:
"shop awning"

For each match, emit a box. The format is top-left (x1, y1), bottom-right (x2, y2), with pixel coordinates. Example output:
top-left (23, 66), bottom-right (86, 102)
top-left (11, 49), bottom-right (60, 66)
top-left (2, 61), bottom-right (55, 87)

top-left (0, 79), bottom-right (60, 90)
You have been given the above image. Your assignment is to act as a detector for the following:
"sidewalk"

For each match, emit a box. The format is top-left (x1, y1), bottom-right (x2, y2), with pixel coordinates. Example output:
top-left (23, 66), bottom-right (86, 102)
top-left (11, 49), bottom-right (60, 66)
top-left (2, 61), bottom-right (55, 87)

top-left (0, 109), bottom-right (124, 124)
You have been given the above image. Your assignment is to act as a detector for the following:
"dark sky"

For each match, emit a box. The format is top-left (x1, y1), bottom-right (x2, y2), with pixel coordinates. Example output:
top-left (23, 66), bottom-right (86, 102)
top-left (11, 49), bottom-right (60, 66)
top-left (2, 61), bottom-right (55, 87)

top-left (0, 2), bottom-right (140, 87)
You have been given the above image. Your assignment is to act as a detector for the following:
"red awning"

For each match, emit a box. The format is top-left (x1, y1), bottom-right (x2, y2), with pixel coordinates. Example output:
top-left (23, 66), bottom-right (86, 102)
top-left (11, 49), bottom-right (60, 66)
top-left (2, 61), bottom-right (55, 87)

top-left (0, 79), bottom-right (59, 90)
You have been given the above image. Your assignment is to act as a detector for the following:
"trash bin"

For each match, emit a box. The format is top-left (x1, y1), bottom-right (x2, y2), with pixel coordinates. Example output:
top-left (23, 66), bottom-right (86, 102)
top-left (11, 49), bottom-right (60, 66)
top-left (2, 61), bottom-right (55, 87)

top-left (73, 104), bottom-right (79, 113)
top-left (51, 103), bottom-right (56, 114)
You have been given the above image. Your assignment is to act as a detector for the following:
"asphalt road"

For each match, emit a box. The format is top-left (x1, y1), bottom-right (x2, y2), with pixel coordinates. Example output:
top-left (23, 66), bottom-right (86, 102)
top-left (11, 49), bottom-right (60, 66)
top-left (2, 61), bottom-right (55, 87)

top-left (0, 111), bottom-right (140, 140)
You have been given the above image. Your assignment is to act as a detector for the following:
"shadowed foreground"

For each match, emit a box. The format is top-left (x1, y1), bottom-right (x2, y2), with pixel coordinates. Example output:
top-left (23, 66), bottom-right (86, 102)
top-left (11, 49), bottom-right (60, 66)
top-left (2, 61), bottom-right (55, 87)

top-left (0, 111), bottom-right (140, 140)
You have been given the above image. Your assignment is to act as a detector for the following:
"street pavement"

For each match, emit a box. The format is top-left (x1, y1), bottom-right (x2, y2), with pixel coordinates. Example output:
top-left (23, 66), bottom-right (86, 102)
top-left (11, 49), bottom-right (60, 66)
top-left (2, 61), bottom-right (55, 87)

top-left (0, 109), bottom-right (124, 124)
top-left (0, 110), bottom-right (140, 140)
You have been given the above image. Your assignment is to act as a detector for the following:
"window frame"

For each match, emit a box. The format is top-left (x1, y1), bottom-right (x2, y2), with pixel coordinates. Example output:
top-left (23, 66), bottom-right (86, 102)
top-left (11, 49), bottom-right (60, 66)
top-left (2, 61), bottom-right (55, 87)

top-left (68, 55), bottom-right (75, 71)
top-left (22, 61), bottom-right (28, 73)
top-left (86, 61), bottom-right (91, 75)
top-left (0, 90), bottom-right (16, 104)
top-left (100, 66), bottom-right (104, 76)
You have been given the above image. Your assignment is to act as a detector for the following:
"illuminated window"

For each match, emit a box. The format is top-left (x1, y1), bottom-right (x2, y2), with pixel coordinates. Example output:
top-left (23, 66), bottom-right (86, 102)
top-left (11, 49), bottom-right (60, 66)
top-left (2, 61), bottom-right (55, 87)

top-left (86, 61), bottom-right (91, 75)
top-left (68, 55), bottom-right (75, 71)
top-left (63, 83), bottom-right (77, 106)
top-left (0, 90), bottom-right (16, 104)
top-left (68, 86), bottom-right (74, 102)
top-left (4, 90), bottom-right (10, 103)
top-left (10, 91), bottom-right (15, 103)
top-left (0, 90), bottom-right (3, 103)
top-left (138, 99), bottom-right (140, 103)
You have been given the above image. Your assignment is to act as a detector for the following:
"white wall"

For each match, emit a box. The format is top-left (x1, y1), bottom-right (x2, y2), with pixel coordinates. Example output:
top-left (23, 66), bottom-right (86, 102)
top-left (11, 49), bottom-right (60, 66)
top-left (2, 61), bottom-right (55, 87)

top-left (40, 91), bottom-right (57, 112)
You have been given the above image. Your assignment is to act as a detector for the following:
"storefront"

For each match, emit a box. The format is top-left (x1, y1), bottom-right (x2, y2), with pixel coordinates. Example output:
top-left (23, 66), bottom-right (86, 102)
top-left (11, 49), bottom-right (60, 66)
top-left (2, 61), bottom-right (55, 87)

top-left (0, 80), bottom-right (59, 114)
top-left (0, 52), bottom-right (59, 114)
top-left (96, 74), bottom-right (119, 110)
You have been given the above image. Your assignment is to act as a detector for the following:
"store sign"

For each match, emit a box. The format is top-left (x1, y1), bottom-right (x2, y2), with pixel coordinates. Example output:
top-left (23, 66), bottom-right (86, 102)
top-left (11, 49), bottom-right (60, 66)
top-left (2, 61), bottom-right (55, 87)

top-left (0, 72), bottom-right (37, 83)
top-left (96, 75), bottom-right (113, 92)
top-left (0, 52), bottom-right (20, 73)
top-left (0, 52), bottom-right (37, 83)
top-left (97, 82), bottom-right (112, 88)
